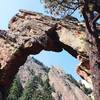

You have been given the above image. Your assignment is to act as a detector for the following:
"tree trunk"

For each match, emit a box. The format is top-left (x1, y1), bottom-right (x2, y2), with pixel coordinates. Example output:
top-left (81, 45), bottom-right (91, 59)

top-left (87, 30), bottom-right (100, 100)
top-left (82, 3), bottom-right (100, 99)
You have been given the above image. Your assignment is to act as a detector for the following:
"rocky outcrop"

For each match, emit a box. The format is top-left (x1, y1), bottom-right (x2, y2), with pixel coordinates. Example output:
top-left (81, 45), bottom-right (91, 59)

top-left (0, 9), bottom-right (91, 91)
top-left (18, 56), bottom-right (48, 88)
top-left (15, 56), bottom-right (89, 100)
top-left (49, 67), bottom-right (89, 100)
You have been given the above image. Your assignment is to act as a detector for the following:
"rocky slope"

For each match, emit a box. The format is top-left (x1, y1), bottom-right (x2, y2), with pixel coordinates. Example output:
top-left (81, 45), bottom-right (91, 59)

top-left (7, 56), bottom-right (90, 100)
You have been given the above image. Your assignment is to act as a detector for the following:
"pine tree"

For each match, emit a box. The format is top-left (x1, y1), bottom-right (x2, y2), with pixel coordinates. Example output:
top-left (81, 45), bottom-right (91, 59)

top-left (6, 75), bottom-right (22, 100)
top-left (42, 78), bottom-right (54, 100)
top-left (19, 76), bottom-right (38, 100)
top-left (32, 77), bottom-right (54, 100)
top-left (14, 74), bottom-right (54, 100)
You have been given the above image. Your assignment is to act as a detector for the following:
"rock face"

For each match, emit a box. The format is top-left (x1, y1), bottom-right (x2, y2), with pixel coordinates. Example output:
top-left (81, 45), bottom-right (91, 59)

top-left (15, 56), bottom-right (89, 100)
top-left (49, 67), bottom-right (89, 100)
top-left (18, 55), bottom-right (48, 88)
top-left (0, 9), bottom-right (91, 94)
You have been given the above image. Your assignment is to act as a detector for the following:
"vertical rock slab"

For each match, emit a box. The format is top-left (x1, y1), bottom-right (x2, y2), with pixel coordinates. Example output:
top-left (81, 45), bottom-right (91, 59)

top-left (49, 67), bottom-right (89, 100)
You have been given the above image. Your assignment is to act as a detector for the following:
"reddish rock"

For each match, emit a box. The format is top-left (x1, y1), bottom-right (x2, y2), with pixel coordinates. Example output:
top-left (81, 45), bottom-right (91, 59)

top-left (0, 10), bottom-right (90, 95)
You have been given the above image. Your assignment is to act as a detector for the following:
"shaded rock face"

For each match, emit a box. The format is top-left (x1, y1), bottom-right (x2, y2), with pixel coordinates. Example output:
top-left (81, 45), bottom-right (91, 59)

top-left (16, 57), bottom-right (89, 100)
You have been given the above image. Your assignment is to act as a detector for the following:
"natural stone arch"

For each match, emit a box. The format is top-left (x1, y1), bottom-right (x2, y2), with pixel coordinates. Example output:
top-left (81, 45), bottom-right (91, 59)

top-left (0, 10), bottom-right (90, 90)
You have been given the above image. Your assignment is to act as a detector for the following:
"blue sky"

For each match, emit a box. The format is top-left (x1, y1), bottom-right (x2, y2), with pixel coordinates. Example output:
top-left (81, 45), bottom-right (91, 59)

top-left (0, 0), bottom-right (80, 80)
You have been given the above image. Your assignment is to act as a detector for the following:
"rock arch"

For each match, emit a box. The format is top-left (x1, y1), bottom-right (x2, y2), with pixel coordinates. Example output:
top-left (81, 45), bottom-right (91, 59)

top-left (0, 9), bottom-right (90, 89)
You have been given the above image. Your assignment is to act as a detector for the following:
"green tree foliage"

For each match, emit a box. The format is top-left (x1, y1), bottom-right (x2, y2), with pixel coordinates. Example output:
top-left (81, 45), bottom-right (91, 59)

top-left (32, 78), bottom-right (54, 100)
top-left (6, 75), bottom-right (22, 100)
top-left (19, 76), bottom-right (53, 100)
top-left (41, 0), bottom-right (80, 16)
top-left (19, 76), bottom-right (38, 100)
top-left (41, 0), bottom-right (100, 17)
top-left (6, 74), bottom-right (53, 100)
